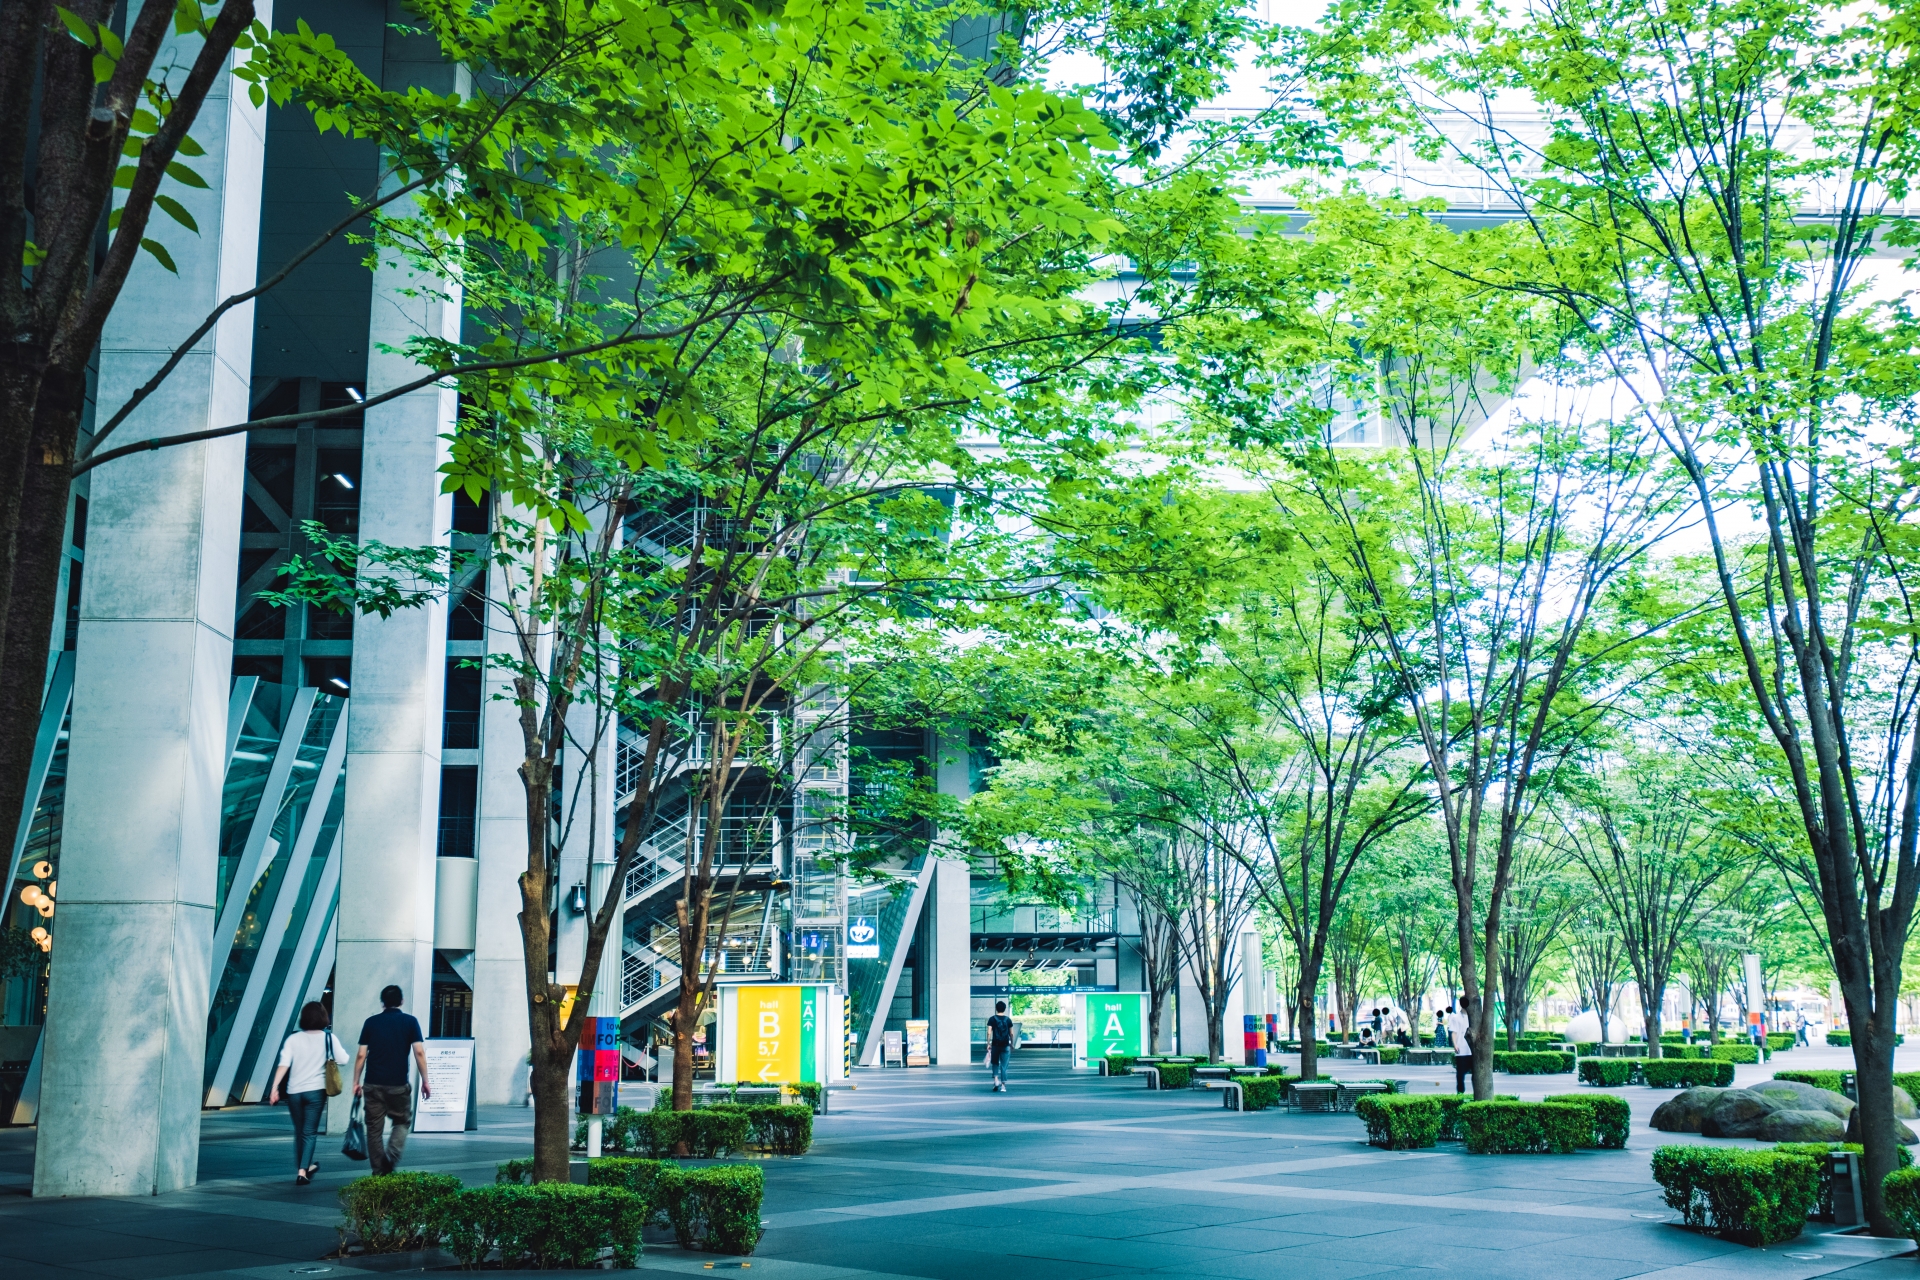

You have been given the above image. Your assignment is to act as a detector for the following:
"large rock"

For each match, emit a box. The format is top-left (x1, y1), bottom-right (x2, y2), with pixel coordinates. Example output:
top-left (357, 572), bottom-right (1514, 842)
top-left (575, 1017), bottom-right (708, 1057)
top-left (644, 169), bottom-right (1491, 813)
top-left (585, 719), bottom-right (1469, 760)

top-left (1754, 1109), bottom-right (1848, 1143)
top-left (1750, 1080), bottom-right (1855, 1120)
top-left (1845, 1108), bottom-right (1920, 1144)
top-left (1701, 1090), bottom-right (1777, 1138)
top-left (1651, 1087), bottom-right (1730, 1133)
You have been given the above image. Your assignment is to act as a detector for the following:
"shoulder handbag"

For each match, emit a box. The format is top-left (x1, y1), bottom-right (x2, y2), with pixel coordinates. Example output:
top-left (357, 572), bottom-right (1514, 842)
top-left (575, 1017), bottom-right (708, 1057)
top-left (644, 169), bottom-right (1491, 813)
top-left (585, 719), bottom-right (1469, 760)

top-left (323, 1030), bottom-right (343, 1097)
top-left (341, 1094), bottom-right (368, 1161)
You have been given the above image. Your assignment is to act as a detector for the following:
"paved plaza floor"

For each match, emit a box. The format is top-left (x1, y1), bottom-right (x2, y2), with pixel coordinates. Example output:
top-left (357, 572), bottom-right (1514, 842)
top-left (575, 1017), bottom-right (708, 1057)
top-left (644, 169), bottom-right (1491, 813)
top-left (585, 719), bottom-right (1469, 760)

top-left (1, 1044), bottom-right (1915, 1280)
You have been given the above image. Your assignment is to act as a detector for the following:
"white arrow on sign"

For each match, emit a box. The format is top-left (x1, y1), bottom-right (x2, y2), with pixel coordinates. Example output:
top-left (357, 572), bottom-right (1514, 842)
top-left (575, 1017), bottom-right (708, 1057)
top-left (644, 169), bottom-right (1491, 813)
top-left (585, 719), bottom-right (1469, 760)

top-left (758, 1061), bottom-right (780, 1081)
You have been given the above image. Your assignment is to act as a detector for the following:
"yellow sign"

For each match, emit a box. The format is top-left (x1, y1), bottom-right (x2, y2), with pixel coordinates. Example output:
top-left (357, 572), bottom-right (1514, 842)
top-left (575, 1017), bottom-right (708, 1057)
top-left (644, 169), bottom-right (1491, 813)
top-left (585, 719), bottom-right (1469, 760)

top-left (735, 986), bottom-right (802, 1084)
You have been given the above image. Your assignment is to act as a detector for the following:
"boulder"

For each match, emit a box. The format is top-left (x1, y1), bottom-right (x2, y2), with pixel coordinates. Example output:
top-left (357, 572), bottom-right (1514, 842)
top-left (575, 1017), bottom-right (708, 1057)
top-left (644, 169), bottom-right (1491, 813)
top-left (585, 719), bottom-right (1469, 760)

top-left (1754, 1109), bottom-right (1848, 1143)
top-left (1701, 1090), bottom-right (1775, 1138)
top-left (1651, 1087), bottom-right (1730, 1133)
top-left (1896, 1089), bottom-right (1919, 1121)
top-left (1750, 1080), bottom-right (1855, 1120)
top-left (1845, 1107), bottom-right (1920, 1145)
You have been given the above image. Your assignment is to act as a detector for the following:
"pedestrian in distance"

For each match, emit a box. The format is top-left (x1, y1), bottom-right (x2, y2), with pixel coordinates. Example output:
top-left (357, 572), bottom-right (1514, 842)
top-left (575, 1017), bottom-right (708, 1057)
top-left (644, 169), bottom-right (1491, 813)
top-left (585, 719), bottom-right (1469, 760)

top-left (267, 1000), bottom-right (351, 1186)
top-left (1432, 1010), bottom-right (1447, 1048)
top-left (352, 984), bottom-right (430, 1175)
top-left (986, 1001), bottom-right (1015, 1092)
top-left (1448, 1005), bottom-right (1473, 1093)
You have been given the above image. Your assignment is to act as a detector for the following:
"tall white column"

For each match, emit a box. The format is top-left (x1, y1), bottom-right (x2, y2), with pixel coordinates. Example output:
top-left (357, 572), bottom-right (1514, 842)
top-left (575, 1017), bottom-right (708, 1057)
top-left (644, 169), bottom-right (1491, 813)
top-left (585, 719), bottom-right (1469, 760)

top-left (931, 730), bottom-right (971, 1066)
top-left (471, 553), bottom-right (534, 1104)
top-left (33, 21), bottom-right (269, 1196)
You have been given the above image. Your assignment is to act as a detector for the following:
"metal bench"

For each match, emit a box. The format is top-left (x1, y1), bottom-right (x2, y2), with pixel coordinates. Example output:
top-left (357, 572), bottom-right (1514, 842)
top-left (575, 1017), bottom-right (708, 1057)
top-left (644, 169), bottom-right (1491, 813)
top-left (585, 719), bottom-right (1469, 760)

top-left (1139, 1065), bottom-right (1163, 1090)
top-left (1290, 1081), bottom-right (1340, 1112)
top-left (1201, 1079), bottom-right (1245, 1110)
top-left (1335, 1081), bottom-right (1392, 1111)
top-left (1193, 1066), bottom-right (1233, 1081)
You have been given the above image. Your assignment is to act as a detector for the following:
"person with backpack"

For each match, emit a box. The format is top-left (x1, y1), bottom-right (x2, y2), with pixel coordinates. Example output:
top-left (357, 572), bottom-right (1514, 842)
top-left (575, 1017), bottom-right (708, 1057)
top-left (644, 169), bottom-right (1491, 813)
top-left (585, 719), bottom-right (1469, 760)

top-left (266, 1001), bottom-right (352, 1186)
top-left (985, 1001), bottom-right (1015, 1092)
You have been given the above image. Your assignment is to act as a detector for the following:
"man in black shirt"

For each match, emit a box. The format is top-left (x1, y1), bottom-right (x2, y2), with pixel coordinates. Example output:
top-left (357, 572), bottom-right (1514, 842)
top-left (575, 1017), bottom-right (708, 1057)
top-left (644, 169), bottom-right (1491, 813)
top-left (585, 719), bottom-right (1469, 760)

top-left (985, 1001), bottom-right (1014, 1092)
top-left (353, 984), bottom-right (430, 1174)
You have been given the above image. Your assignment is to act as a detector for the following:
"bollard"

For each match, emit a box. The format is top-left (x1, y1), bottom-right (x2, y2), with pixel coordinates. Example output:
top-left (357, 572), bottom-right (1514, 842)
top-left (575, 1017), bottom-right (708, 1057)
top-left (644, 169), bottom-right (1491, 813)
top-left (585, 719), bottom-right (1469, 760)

top-left (1830, 1150), bottom-right (1864, 1226)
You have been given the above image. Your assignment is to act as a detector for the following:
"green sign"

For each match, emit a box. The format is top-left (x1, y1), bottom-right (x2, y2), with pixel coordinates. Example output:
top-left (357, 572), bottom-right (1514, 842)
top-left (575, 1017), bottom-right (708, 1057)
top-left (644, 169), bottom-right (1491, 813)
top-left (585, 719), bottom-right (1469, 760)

top-left (800, 987), bottom-right (818, 1083)
top-left (1086, 993), bottom-right (1144, 1058)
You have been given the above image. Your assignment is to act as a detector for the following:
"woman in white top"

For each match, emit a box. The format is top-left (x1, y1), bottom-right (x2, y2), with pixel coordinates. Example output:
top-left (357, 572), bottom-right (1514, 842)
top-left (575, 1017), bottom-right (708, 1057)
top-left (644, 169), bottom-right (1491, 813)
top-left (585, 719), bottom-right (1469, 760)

top-left (268, 1001), bottom-right (352, 1185)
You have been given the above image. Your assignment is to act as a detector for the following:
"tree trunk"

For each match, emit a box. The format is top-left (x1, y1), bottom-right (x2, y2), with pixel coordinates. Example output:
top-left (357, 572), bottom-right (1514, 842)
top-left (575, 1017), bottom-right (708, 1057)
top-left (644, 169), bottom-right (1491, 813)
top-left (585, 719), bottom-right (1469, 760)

top-left (671, 879), bottom-right (711, 1122)
top-left (0, 366), bottom-right (85, 861)
top-left (1296, 977), bottom-right (1319, 1080)
top-left (1848, 989), bottom-right (1902, 1234)
top-left (516, 762), bottom-right (573, 1184)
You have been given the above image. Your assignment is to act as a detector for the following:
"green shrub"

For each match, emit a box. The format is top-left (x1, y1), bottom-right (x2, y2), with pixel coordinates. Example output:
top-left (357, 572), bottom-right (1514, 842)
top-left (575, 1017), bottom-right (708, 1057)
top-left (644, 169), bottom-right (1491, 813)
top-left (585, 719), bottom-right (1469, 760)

top-left (657, 1164), bottom-right (764, 1254)
top-left (1492, 1051), bottom-right (1574, 1074)
top-left (1573, 1042), bottom-right (1602, 1056)
top-left (1438, 1093), bottom-right (1518, 1141)
top-left (634, 1108), bottom-right (750, 1158)
top-left (1154, 1063), bottom-right (1194, 1089)
top-left (1239, 1077), bottom-right (1291, 1110)
top-left (439, 1183), bottom-right (649, 1269)
top-left (1828, 1031), bottom-right (1850, 1047)
top-left (1377, 1045), bottom-right (1402, 1065)
top-left (338, 1171), bottom-right (463, 1253)
top-left (1775, 1069), bottom-right (1845, 1093)
top-left (1884, 1167), bottom-right (1920, 1248)
top-left (1105, 1054), bottom-right (1136, 1076)
top-left (1651, 1146), bottom-right (1819, 1245)
top-left (1776, 1144), bottom-right (1909, 1221)
top-left (1767, 1034), bottom-right (1796, 1052)
top-left (1643, 1059), bottom-right (1735, 1088)
top-left (1460, 1101), bottom-right (1590, 1154)
top-left (1354, 1095), bottom-right (1442, 1149)
top-left (586, 1156), bottom-right (675, 1209)
top-left (1578, 1059), bottom-right (1639, 1087)
top-left (1545, 1092), bottom-right (1630, 1149)
top-left (1709, 1043), bottom-right (1761, 1064)
top-left (571, 1104), bottom-right (650, 1153)
top-left (497, 1159), bottom-right (535, 1186)
top-left (782, 1082), bottom-right (826, 1113)
top-left (708, 1103), bottom-right (813, 1155)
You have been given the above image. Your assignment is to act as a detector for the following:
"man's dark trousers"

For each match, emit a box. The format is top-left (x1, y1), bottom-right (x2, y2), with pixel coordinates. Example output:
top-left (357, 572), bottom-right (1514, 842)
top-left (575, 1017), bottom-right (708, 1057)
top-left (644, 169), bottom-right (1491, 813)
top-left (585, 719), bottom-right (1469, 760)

top-left (363, 1084), bottom-right (412, 1173)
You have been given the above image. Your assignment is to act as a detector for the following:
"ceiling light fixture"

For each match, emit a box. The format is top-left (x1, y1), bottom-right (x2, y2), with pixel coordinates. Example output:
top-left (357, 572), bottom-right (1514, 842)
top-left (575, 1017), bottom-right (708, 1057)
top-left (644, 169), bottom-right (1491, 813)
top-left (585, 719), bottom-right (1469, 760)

top-left (344, 386), bottom-right (364, 403)
top-left (327, 676), bottom-right (350, 691)
top-left (330, 472), bottom-right (354, 489)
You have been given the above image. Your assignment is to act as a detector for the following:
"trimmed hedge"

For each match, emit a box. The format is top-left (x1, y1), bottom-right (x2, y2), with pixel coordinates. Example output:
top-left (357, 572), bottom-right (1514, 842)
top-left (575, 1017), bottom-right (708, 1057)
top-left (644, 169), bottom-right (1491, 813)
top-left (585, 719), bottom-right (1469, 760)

top-left (1355, 1094), bottom-right (1441, 1149)
top-left (440, 1183), bottom-right (649, 1269)
top-left (339, 1171), bottom-right (463, 1252)
top-left (1154, 1063), bottom-right (1194, 1089)
top-left (1578, 1059), bottom-right (1639, 1087)
top-left (1492, 1051), bottom-right (1573, 1074)
top-left (784, 1082), bottom-right (825, 1113)
top-left (709, 1103), bottom-right (814, 1155)
top-left (1651, 1146), bottom-right (1819, 1245)
top-left (1821, 1031), bottom-right (1901, 1047)
top-left (1573, 1041), bottom-right (1602, 1056)
top-left (1377, 1045), bottom-right (1402, 1065)
top-left (1777, 1144), bottom-right (1910, 1221)
top-left (1774, 1069), bottom-right (1844, 1093)
top-left (1545, 1093), bottom-right (1630, 1149)
top-left (635, 1108), bottom-right (751, 1158)
top-left (1643, 1060), bottom-right (1735, 1089)
top-left (657, 1164), bottom-right (764, 1254)
top-left (1709, 1043), bottom-right (1762, 1064)
top-left (585, 1156), bottom-right (675, 1205)
top-left (1767, 1033), bottom-right (1796, 1052)
top-left (1460, 1101), bottom-right (1590, 1154)
top-left (1105, 1055), bottom-right (1137, 1076)
top-left (1884, 1167), bottom-right (1920, 1248)
top-left (1239, 1077), bottom-right (1291, 1111)
top-left (1437, 1093), bottom-right (1517, 1141)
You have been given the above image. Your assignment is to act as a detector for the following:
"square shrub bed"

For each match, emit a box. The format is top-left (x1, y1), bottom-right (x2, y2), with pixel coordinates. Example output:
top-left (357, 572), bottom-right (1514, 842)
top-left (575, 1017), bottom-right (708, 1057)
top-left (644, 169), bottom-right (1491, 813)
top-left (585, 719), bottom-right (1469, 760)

top-left (1460, 1101), bottom-right (1590, 1154)
top-left (708, 1103), bottom-right (814, 1155)
top-left (1355, 1094), bottom-right (1441, 1149)
top-left (1573, 1041), bottom-right (1602, 1056)
top-left (1774, 1069), bottom-right (1844, 1093)
top-left (1643, 1060), bottom-right (1734, 1088)
top-left (1105, 1054), bottom-right (1137, 1076)
top-left (1240, 1077), bottom-right (1293, 1110)
top-left (338, 1171), bottom-right (464, 1253)
top-left (1377, 1046), bottom-right (1402, 1065)
top-left (1709, 1043), bottom-right (1762, 1064)
top-left (1777, 1143), bottom-right (1910, 1221)
top-left (440, 1183), bottom-right (649, 1269)
top-left (657, 1164), bottom-right (765, 1254)
top-left (1492, 1051), bottom-right (1573, 1074)
top-left (1651, 1146), bottom-right (1818, 1245)
top-left (1437, 1093), bottom-right (1517, 1140)
top-left (1154, 1063), bottom-right (1194, 1089)
top-left (1544, 1093), bottom-right (1630, 1149)
top-left (1578, 1059), bottom-right (1642, 1087)
top-left (627, 1108), bottom-right (751, 1158)
top-left (1766, 1034), bottom-right (1796, 1053)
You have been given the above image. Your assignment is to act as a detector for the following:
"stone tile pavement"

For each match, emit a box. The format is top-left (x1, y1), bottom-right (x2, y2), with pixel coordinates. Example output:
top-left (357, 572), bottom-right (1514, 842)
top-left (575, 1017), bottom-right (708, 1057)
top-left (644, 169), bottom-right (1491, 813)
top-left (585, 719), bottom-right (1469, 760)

top-left (0, 1043), bottom-right (1911, 1279)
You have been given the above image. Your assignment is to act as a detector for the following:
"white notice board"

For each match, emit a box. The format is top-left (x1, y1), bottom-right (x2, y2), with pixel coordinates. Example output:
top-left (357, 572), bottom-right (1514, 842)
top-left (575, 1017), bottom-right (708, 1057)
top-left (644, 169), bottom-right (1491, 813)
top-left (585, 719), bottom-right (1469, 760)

top-left (414, 1039), bottom-right (476, 1132)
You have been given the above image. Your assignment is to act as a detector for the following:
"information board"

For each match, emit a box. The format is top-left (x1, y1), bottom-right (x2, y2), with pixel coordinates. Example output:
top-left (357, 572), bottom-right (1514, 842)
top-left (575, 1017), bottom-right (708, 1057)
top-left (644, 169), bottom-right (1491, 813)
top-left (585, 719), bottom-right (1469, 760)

top-left (904, 1019), bottom-right (930, 1066)
top-left (735, 985), bottom-right (801, 1083)
top-left (576, 1015), bottom-right (620, 1115)
top-left (1072, 992), bottom-right (1147, 1069)
top-left (414, 1040), bottom-right (475, 1133)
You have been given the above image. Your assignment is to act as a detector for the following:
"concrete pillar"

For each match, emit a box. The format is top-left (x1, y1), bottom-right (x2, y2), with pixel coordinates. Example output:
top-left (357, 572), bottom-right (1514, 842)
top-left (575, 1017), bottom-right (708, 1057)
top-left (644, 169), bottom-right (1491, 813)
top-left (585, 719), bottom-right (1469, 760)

top-left (931, 730), bottom-right (971, 1066)
top-left (329, 15), bottom-right (467, 1125)
top-left (471, 550), bottom-right (534, 1105)
top-left (33, 20), bottom-right (269, 1196)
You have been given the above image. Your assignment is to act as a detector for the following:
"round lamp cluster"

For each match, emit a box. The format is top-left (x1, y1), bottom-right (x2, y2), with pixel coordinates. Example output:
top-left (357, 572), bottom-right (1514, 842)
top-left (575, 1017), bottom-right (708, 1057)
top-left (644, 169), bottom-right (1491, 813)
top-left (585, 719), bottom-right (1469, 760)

top-left (19, 859), bottom-right (53, 950)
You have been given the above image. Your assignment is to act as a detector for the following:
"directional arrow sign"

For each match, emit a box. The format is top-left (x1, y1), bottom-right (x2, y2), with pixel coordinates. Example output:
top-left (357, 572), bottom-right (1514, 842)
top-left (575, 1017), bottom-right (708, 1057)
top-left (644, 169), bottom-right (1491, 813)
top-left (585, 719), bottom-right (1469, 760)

top-left (735, 986), bottom-right (801, 1084)
top-left (758, 1061), bottom-right (780, 1081)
